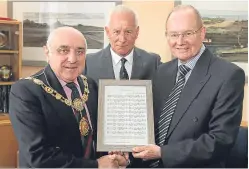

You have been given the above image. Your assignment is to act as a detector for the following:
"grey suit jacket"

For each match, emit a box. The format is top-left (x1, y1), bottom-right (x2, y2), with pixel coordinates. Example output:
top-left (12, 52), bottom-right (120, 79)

top-left (84, 45), bottom-right (161, 85)
top-left (151, 49), bottom-right (245, 167)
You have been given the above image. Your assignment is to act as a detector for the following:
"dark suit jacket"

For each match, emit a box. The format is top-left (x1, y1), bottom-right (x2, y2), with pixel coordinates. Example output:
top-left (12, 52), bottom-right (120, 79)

top-left (9, 65), bottom-right (99, 168)
top-left (84, 45), bottom-right (161, 85)
top-left (151, 49), bottom-right (245, 167)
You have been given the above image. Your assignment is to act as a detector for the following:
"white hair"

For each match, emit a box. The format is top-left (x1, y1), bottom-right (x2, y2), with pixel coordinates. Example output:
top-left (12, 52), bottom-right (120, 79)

top-left (46, 26), bottom-right (88, 53)
top-left (105, 5), bottom-right (139, 27)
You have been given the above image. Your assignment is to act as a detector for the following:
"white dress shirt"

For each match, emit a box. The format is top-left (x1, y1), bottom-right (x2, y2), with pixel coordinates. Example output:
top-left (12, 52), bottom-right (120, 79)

top-left (176, 44), bottom-right (206, 84)
top-left (110, 48), bottom-right (134, 80)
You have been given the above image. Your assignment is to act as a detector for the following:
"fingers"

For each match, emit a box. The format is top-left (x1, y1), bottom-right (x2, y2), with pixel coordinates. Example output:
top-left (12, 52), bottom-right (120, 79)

top-left (115, 154), bottom-right (125, 162)
top-left (113, 159), bottom-right (119, 168)
top-left (110, 152), bottom-right (130, 167)
top-left (124, 152), bottom-right (129, 160)
top-left (107, 151), bottom-right (130, 167)
top-left (109, 155), bottom-right (119, 168)
top-left (132, 146), bottom-right (146, 153)
top-left (109, 154), bottom-right (117, 160)
top-left (110, 155), bottom-right (119, 169)
top-left (97, 155), bottom-right (119, 168)
top-left (116, 154), bottom-right (129, 166)
top-left (108, 151), bottom-right (123, 156)
top-left (132, 150), bottom-right (148, 159)
top-left (132, 146), bottom-right (147, 159)
top-left (132, 145), bottom-right (161, 160)
top-left (108, 151), bottom-right (129, 161)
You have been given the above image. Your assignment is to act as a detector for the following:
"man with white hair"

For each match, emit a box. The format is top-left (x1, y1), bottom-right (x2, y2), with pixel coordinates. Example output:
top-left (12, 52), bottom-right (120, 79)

top-left (84, 5), bottom-right (161, 85)
top-left (9, 27), bottom-right (128, 168)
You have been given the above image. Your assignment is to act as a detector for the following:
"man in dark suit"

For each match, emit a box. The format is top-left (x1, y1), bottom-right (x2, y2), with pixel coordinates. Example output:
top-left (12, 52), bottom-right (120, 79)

top-left (132, 5), bottom-right (245, 167)
top-left (9, 27), bottom-right (127, 168)
top-left (84, 5), bottom-right (161, 85)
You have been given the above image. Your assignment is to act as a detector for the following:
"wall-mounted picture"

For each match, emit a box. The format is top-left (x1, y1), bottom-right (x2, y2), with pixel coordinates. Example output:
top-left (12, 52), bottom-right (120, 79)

top-left (8, 1), bottom-right (117, 63)
top-left (23, 12), bottom-right (104, 49)
top-left (177, 1), bottom-right (248, 78)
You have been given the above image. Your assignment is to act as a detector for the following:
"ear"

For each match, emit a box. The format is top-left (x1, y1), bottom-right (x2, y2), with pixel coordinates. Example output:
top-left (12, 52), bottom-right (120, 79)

top-left (135, 26), bottom-right (140, 39)
top-left (200, 26), bottom-right (206, 41)
top-left (43, 45), bottom-right (50, 62)
top-left (105, 26), bottom-right (111, 40)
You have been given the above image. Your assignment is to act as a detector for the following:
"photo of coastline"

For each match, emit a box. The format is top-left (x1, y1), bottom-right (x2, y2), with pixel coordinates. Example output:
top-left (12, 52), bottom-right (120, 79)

top-left (179, 1), bottom-right (248, 63)
top-left (202, 10), bottom-right (247, 63)
top-left (23, 12), bottom-right (104, 49)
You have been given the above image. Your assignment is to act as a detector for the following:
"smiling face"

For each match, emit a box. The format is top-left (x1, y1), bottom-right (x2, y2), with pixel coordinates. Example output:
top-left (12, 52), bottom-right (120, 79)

top-left (105, 11), bottom-right (139, 56)
top-left (166, 8), bottom-right (206, 62)
top-left (44, 27), bottom-right (86, 82)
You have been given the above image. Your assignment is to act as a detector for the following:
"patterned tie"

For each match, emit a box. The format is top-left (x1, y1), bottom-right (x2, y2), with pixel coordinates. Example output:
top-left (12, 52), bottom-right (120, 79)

top-left (150, 65), bottom-right (191, 168)
top-left (66, 82), bottom-right (93, 159)
top-left (120, 58), bottom-right (129, 80)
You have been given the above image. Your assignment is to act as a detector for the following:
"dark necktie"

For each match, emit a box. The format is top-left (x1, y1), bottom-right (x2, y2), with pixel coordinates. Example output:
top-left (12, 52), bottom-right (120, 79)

top-left (66, 82), bottom-right (93, 159)
top-left (150, 65), bottom-right (191, 168)
top-left (120, 58), bottom-right (129, 80)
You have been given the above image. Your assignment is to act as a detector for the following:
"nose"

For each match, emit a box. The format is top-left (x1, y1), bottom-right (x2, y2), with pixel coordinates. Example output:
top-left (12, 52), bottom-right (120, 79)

top-left (176, 35), bottom-right (184, 45)
top-left (118, 32), bottom-right (126, 42)
top-left (67, 51), bottom-right (77, 63)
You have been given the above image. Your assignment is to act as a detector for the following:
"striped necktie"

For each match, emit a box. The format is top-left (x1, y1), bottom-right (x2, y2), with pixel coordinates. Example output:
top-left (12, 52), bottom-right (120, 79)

top-left (150, 65), bottom-right (191, 168)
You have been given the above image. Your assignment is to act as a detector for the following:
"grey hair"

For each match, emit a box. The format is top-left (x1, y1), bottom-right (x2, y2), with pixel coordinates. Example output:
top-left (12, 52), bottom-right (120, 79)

top-left (46, 26), bottom-right (88, 53)
top-left (105, 5), bottom-right (139, 27)
top-left (166, 5), bottom-right (203, 29)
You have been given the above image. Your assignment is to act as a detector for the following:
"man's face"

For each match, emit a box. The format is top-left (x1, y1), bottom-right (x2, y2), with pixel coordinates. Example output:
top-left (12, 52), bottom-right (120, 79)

top-left (44, 30), bottom-right (86, 82)
top-left (105, 12), bottom-right (139, 56)
top-left (166, 9), bottom-right (206, 62)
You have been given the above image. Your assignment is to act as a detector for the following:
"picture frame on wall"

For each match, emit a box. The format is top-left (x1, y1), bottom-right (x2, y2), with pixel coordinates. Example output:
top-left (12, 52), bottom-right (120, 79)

top-left (175, 0), bottom-right (248, 81)
top-left (7, 1), bottom-right (120, 66)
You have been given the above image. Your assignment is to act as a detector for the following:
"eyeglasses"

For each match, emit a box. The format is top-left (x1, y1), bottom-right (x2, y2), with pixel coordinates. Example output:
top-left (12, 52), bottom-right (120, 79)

top-left (165, 26), bottom-right (203, 40)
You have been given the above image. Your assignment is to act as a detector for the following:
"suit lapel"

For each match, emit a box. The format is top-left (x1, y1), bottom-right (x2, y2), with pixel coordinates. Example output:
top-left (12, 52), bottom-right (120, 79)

top-left (100, 46), bottom-right (115, 79)
top-left (154, 60), bottom-right (178, 125)
top-left (43, 65), bottom-right (79, 128)
top-left (131, 48), bottom-right (144, 79)
top-left (166, 50), bottom-right (212, 138)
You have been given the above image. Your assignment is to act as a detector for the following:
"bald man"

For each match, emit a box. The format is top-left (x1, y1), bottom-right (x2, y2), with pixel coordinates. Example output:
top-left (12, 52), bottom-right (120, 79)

top-left (9, 27), bottom-right (127, 168)
top-left (132, 5), bottom-right (245, 167)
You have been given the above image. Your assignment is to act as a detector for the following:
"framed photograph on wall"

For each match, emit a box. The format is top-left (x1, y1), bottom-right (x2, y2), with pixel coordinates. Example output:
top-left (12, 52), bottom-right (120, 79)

top-left (175, 1), bottom-right (248, 80)
top-left (8, 1), bottom-right (120, 66)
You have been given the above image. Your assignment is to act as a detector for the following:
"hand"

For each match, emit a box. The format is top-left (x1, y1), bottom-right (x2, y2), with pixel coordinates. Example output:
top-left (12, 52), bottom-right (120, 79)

top-left (132, 144), bottom-right (161, 161)
top-left (97, 154), bottom-right (119, 168)
top-left (109, 151), bottom-right (130, 168)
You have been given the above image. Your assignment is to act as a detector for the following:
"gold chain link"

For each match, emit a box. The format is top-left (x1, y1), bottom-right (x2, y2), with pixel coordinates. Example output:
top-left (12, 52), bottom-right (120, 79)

top-left (25, 75), bottom-right (89, 111)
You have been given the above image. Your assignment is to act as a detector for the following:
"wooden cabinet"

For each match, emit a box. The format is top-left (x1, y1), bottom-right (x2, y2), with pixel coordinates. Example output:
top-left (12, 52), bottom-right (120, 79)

top-left (0, 114), bottom-right (18, 167)
top-left (0, 20), bottom-right (22, 113)
top-left (0, 20), bottom-right (21, 167)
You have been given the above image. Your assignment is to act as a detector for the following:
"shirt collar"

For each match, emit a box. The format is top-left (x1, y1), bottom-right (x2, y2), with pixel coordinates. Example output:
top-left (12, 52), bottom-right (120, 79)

top-left (110, 48), bottom-right (134, 65)
top-left (57, 76), bottom-right (79, 88)
top-left (178, 44), bottom-right (206, 70)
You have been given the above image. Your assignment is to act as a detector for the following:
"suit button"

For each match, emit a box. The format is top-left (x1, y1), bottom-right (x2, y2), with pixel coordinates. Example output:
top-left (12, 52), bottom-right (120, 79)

top-left (193, 117), bottom-right (198, 122)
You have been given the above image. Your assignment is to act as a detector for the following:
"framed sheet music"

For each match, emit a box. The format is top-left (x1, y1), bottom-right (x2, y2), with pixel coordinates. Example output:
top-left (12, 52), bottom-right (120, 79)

top-left (97, 80), bottom-right (155, 152)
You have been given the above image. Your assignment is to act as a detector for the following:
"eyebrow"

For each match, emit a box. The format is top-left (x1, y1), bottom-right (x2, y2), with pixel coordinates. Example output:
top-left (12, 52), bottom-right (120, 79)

top-left (57, 45), bottom-right (85, 50)
top-left (77, 47), bottom-right (85, 50)
top-left (57, 45), bottom-right (70, 49)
